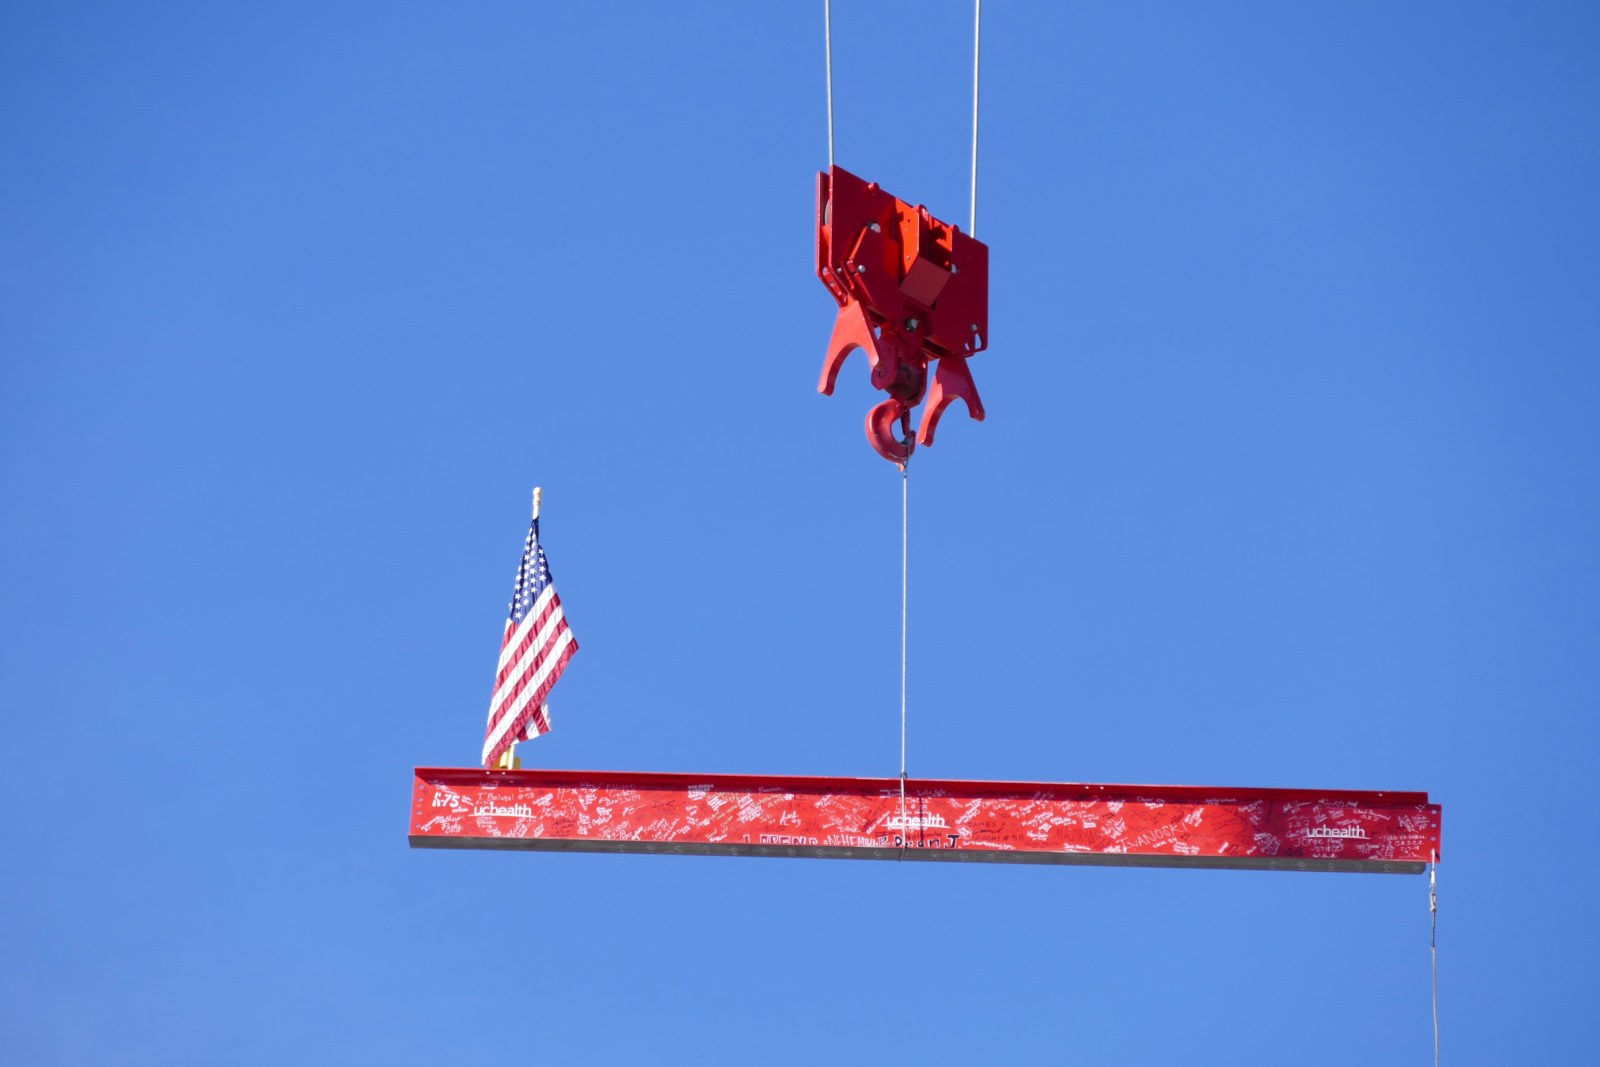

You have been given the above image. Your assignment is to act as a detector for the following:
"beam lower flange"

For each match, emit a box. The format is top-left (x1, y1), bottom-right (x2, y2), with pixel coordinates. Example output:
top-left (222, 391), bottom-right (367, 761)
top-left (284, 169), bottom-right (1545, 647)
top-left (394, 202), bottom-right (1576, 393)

top-left (409, 767), bottom-right (1441, 874)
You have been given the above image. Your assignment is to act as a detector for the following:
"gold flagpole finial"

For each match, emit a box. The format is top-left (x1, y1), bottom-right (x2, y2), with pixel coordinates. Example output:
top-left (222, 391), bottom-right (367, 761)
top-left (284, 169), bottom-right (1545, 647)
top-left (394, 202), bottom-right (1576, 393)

top-left (532, 487), bottom-right (543, 521)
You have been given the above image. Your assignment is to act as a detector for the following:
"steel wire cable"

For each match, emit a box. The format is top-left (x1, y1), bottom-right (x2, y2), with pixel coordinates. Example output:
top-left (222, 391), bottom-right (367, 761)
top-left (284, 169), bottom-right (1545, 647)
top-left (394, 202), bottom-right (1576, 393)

top-left (971, 0), bottom-right (981, 235)
top-left (1430, 852), bottom-right (1439, 1066)
top-left (824, 0), bottom-right (834, 167)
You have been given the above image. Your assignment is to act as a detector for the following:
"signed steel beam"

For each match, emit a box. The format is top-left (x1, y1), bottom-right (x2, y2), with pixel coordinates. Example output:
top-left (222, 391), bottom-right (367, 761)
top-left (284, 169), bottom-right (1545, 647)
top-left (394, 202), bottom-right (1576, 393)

top-left (409, 767), bottom-right (1441, 874)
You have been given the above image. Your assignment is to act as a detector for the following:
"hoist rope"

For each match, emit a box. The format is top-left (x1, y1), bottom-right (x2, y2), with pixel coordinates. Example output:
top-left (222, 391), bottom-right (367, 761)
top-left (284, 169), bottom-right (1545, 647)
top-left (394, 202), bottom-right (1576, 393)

top-left (1430, 850), bottom-right (1439, 1066)
top-left (899, 462), bottom-right (908, 851)
top-left (970, 0), bottom-right (981, 235)
top-left (824, 0), bottom-right (835, 167)
top-left (823, 0), bottom-right (981, 226)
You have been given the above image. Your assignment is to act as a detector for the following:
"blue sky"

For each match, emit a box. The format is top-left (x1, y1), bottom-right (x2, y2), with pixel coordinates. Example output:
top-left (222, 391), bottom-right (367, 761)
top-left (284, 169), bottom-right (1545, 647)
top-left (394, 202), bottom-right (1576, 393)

top-left (3, 2), bottom-right (1597, 1062)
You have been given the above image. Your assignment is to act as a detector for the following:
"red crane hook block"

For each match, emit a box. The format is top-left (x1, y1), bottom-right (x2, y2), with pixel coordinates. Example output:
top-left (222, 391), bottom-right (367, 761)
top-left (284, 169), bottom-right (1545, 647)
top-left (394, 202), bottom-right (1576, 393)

top-left (816, 165), bottom-right (989, 464)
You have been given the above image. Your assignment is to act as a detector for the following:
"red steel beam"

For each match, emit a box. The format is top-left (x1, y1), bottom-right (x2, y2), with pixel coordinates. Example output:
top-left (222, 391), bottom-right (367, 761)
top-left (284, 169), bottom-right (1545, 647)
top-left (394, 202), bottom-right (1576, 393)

top-left (410, 767), bottom-right (1441, 874)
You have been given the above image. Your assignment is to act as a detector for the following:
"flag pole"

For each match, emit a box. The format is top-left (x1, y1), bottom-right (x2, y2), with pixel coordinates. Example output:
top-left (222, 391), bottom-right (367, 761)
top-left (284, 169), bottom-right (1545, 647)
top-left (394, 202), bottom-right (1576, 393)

top-left (496, 487), bottom-right (544, 772)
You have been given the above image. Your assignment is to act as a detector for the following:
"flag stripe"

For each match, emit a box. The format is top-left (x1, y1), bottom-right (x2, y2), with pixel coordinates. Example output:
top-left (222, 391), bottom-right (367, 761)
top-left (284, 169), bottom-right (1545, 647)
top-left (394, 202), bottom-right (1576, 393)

top-left (482, 632), bottom-right (575, 762)
top-left (488, 625), bottom-right (574, 740)
top-left (489, 601), bottom-right (572, 716)
top-left (490, 596), bottom-right (567, 709)
top-left (496, 585), bottom-right (558, 675)
top-left (488, 609), bottom-right (569, 724)
top-left (524, 703), bottom-right (551, 739)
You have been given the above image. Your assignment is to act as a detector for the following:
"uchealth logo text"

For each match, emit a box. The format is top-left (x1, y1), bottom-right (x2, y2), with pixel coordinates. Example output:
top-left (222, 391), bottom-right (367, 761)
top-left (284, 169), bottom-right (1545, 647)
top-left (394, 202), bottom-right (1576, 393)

top-left (429, 792), bottom-right (534, 819)
top-left (1306, 825), bottom-right (1368, 840)
top-left (882, 810), bottom-right (959, 849)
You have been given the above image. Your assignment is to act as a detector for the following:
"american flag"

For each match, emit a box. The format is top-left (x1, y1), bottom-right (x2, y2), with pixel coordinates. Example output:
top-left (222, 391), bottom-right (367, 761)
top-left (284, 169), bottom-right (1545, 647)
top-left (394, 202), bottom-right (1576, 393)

top-left (482, 512), bottom-right (577, 767)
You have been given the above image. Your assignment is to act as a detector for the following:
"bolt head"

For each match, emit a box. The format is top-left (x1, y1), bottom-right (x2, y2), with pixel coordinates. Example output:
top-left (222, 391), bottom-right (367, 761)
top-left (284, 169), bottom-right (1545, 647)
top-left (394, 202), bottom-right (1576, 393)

top-left (869, 222), bottom-right (881, 232)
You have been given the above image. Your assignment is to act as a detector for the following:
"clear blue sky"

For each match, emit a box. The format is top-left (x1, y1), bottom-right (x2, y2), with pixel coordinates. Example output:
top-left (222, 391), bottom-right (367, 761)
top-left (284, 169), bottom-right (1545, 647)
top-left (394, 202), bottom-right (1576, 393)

top-left (4, 3), bottom-right (1598, 1062)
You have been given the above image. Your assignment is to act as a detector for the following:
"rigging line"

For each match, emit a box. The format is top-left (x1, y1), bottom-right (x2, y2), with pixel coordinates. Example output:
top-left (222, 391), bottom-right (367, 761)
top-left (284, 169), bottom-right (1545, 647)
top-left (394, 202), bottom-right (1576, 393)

top-left (1430, 850), bottom-right (1439, 1067)
top-left (970, 0), bottom-right (981, 236)
top-left (824, 0), bottom-right (835, 167)
top-left (899, 461), bottom-right (908, 852)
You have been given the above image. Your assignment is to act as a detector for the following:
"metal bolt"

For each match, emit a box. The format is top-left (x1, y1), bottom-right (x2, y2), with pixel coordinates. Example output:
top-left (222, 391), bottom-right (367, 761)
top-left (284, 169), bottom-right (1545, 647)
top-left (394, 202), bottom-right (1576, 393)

top-left (905, 318), bottom-right (920, 330)
top-left (870, 222), bottom-right (881, 232)
top-left (856, 265), bottom-right (866, 274)
top-left (951, 265), bottom-right (960, 274)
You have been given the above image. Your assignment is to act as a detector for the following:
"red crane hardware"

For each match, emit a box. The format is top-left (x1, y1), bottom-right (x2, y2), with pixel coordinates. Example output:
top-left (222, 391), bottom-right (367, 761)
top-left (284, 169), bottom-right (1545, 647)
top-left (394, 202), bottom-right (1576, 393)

top-left (816, 166), bottom-right (989, 464)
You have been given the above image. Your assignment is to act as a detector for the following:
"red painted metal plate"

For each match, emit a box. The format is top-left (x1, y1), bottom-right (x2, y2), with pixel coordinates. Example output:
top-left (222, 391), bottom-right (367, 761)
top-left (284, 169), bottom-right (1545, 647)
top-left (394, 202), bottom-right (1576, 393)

top-left (409, 768), bottom-right (1441, 874)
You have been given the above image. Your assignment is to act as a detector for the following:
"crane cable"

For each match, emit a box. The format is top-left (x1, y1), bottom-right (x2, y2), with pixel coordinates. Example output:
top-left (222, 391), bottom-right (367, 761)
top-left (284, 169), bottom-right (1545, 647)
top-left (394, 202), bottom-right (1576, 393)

top-left (823, 0), bottom-right (981, 853)
top-left (970, 0), bottom-right (981, 236)
top-left (1430, 850), bottom-right (1439, 1066)
top-left (824, 0), bottom-right (835, 168)
top-left (899, 461), bottom-right (908, 846)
